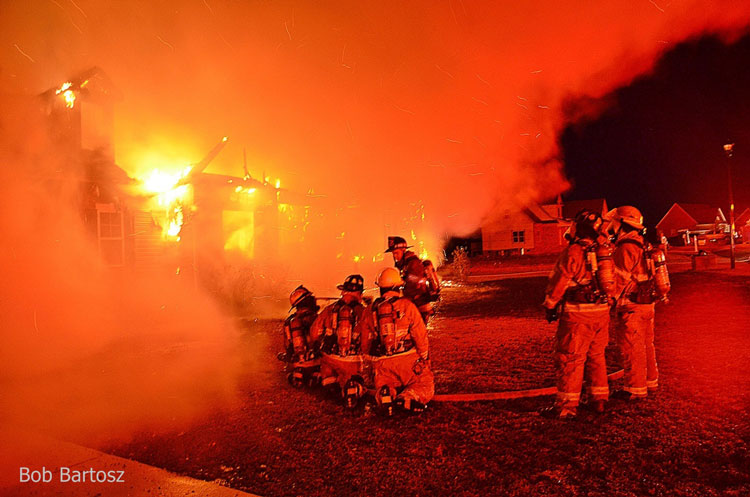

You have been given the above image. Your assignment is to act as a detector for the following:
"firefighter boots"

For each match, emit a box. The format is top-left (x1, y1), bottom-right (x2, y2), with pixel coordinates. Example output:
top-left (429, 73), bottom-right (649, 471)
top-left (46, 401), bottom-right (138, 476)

top-left (378, 386), bottom-right (394, 417)
top-left (539, 406), bottom-right (577, 419)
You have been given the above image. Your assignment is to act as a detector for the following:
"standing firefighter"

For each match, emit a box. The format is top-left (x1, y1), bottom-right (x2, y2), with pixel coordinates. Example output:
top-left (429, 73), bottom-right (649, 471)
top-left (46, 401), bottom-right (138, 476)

top-left (309, 275), bottom-right (367, 409)
top-left (357, 267), bottom-right (434, 416)
top-left (385, 236), bottom-right (440, 324)
top-left (280, 285), bottom-right (321, 388)
top-left (541, 210), bottom-right (616, 418)
top-left (606, 207), bottom-right (671, 400)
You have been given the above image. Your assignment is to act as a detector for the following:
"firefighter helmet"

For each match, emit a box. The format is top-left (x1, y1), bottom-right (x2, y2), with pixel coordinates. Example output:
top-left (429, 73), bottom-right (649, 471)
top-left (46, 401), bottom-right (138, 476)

top-left (337, 274), bottom-right (364, 293)
top-left (385, 236), bottom-right (412, 253)
top-left (605, 206), bottom-right (644, 231)
top-left (289, 285), bottom-right (312, 310)
top-left (572, 209), bottom-right (603, 240)
top-left (375, 267), bottom-right (403, 289)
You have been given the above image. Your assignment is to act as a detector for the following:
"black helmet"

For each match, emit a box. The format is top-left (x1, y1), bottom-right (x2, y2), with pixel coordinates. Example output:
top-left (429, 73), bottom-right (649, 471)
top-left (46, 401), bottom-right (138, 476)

top-left (289, 285), bottom-right (315, 311)
top-left (385, 236), bottom-right (411, 253)
top-left (337, 274), bottom-right (364, 293)
top-left (572, 210), bottom-right (603, 240)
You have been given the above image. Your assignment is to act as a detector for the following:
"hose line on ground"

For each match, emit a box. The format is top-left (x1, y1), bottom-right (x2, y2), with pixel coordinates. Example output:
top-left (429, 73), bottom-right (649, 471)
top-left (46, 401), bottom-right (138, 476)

top-left (431, 369), bottom-right (624, 402)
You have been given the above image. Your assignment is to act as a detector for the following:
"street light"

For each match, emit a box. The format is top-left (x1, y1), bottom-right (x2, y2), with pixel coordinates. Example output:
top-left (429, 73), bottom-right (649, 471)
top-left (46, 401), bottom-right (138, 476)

top-left (723, 143), bottom-right (736, 270)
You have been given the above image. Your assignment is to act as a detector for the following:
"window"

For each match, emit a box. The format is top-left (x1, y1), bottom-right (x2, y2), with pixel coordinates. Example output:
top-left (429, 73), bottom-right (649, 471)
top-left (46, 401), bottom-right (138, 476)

top-left (97, 205), bottom-right (124, 267)
top-left (512, 230), bottom-right (525, 243)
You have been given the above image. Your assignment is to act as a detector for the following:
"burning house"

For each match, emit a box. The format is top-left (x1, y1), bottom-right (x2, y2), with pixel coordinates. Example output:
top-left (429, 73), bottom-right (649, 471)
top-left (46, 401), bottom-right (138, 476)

top-left (36, 68), bottom-right (317, 309)
top-left (38, 67), bottom-right (134, 267)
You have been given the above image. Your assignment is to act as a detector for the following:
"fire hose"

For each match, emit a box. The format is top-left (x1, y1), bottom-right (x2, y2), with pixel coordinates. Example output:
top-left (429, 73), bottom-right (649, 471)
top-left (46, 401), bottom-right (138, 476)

top-left (359, 369), bottom-right (624, 402)
top-left (430, 369), bottom-right (624, 402)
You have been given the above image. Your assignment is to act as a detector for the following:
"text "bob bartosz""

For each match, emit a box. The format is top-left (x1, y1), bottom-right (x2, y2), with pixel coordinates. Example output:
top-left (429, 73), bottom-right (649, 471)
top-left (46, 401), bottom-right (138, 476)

top-left (20, 466), bottom-right (124, 483)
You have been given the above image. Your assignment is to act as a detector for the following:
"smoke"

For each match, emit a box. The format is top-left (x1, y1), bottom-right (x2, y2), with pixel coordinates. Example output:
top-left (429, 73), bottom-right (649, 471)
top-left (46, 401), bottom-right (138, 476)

top-left (0, 96), bottom-right (245, 443)
top-left (2, 1), bottom-right (750, 438)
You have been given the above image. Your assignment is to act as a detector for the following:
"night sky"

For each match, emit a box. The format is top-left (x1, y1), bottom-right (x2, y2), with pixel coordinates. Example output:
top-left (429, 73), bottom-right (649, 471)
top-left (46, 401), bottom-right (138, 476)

top-left (561, 31), bottom-right (750, 224)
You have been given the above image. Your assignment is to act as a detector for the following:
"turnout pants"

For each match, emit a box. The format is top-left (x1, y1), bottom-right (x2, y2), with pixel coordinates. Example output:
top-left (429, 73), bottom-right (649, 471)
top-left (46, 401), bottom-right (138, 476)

top-left (616, 303), bottom-right (658, 395)
top-left (555, 304), bottom-right (610, 409)
top-left (320, 354), bottom-right (365, 390)
top-left (373, 349), bottom-right (434, 407)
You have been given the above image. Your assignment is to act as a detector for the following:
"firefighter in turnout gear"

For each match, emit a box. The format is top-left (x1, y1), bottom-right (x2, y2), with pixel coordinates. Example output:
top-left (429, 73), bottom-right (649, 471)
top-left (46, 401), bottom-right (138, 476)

top-left (357, 267), bottom-right (434, 416)
top-left (541, 210), bottom-right (616, 418)
top-left (385, 236), bottom-right (439, 324)
top-left (606, 207), bottom-right (670, 401)
top-left (309, 275), bottom-right (367, 408)
top-left (280, 285), bottom-right (321, 388)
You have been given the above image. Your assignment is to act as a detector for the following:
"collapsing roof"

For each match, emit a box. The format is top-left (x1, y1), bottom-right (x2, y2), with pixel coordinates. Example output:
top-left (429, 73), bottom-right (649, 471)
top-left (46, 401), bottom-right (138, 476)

top-left (39, 66), bottom-right (123, 104)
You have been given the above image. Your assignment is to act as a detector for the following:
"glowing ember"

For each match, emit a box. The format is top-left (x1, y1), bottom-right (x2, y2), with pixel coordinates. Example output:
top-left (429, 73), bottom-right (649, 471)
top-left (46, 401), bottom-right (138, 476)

top-left (419, 247), bottom-right (430, 260)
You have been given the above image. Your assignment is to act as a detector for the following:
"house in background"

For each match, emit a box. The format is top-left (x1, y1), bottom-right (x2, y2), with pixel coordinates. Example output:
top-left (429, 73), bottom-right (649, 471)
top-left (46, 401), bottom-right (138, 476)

top-left (481, 200), bottom-right (571, 256)
top-left (656, 203), bottom-right (727, 245)
top-left (735, 207), bottom-right (750, 242)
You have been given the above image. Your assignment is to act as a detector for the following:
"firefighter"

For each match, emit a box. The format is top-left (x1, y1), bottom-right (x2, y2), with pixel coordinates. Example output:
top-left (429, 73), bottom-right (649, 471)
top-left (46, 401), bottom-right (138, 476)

top-left (606, 207), bottom-right (670, 400)
top-left (357, 267), bottom-right (434, 416)
top-left (308, 274), bottom-right (367, 408)
top-left (280, 285), bottom-right (321, 388)
top-left (541, 210), bottom-right (616, 418)
top-left (385, 236), bottom-right (439, 324)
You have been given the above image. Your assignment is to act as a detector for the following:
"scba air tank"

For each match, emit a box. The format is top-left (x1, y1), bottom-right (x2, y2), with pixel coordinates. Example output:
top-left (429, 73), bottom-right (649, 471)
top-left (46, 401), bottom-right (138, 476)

top-left (336, 305), bottom-right (353, 355)
top-left (651, 248), bottom-right (671, 297)
top-left (288, 321), bottom-right (306, 357)
top-left (375, 301), bottom-right (396, 356)
top-left (595, 243), bottom-right (616, 299)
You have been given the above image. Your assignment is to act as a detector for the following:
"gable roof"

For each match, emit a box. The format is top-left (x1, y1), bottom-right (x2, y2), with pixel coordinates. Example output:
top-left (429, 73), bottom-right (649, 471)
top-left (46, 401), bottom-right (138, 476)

top-left (656, 203), bottom-right (727, 233)
top-left (562, 199), bottom-right (608, 219)
top-left (676, 203), bottom-right (726, 224)
top-left (525, 203), bottom-right (558, 223)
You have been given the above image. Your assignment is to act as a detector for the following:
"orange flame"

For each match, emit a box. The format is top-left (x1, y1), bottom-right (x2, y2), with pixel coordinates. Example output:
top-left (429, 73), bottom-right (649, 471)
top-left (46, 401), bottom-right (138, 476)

top-left (139, 166), bottom-right (192, 240)
top-left (55, 82), bottom-right (76, 108)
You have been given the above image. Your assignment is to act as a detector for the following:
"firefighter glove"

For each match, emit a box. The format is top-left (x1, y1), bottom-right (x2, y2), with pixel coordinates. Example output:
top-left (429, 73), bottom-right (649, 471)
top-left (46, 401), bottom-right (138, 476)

top-left (545, 306), bottom-right (559, 323)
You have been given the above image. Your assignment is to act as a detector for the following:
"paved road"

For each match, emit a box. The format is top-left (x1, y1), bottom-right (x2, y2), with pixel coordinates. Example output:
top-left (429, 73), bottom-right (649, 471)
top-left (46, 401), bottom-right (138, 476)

top-left (0, 430), bottom-right (259, 497)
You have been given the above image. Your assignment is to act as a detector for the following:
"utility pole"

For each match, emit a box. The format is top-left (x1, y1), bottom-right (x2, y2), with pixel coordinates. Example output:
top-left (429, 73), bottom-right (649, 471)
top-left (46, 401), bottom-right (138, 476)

top-left (723, 143), bottom-right (736, 269)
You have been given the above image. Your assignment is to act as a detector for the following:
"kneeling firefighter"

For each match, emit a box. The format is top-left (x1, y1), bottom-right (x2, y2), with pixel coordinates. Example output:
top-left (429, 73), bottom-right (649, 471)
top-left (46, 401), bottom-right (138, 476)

top-left (309, 274), bottom-right (367, 408)
top-left (280, 285), bottom-right (321, 388)
top-left (606, 207), bottom-right (671, 401)
top-left (542, 210), bottom-right (616, 418)
top-left (357, 267), bottom-right (434, 416)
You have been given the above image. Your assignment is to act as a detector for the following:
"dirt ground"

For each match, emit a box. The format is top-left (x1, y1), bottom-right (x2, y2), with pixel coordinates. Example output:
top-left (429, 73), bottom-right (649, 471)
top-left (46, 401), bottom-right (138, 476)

top-left (107, 265), bottom-right (750, 497)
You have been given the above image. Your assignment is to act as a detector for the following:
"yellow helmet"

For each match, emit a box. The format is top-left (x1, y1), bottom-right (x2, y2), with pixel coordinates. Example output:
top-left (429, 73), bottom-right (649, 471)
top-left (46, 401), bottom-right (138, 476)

top-left (605, 205), bottom-right (644, 231)
top-left (375, 267), bottom-right (403, 289)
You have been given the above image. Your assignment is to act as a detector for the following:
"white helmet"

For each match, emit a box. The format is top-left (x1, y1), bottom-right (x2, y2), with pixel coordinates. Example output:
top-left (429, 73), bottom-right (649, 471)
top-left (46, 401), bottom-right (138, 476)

top-left (375, 267), bottom-right (403, 289)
